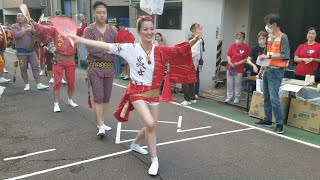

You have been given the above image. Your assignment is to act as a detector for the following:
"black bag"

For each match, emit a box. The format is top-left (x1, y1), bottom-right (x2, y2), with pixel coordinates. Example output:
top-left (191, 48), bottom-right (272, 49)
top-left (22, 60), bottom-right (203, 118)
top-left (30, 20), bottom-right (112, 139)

top-left (199, 39), bottom-right (205, 65)
top-left (304, 44), bottom-right (320, 83)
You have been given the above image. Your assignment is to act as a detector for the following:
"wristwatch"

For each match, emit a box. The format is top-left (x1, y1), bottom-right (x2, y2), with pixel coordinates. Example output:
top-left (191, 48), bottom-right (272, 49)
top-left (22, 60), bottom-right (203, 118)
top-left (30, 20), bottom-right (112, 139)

top-left (269, 55), bottom-right (272, 59)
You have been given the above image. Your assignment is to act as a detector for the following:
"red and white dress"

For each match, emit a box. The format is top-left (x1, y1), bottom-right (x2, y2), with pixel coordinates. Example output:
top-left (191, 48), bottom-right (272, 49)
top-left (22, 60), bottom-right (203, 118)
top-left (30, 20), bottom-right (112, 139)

top-left (109, 42), bottom-right (196, 122)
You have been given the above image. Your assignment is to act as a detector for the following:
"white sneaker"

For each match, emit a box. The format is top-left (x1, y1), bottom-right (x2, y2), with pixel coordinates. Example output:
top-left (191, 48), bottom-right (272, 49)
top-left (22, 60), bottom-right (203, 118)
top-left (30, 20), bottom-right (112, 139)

top-left (233, 97), bottom-right (240, 104)
top-left (24, 84), bottom-right (30, 91)
top-left (97, 126), bottom-right (105, 137)
top-left (191, 99), bottom-right (197, 104)
top-left (122, 75), bottom-right (130, 80)
top-left (195, 95), bottom-right (199, 99)
top-left (3, 68), bottom-right (8, 73)
top-left (54, 102), bottom-right (61, 112)
top-left (62, 78), bottom-right (67, 85)
top-left (68, 99), bottom-right (78, 107)
top-left (0, 77), bottom-right (11, 83)
top-left (103, 124), bottom-right (112, 131)
top-left (130, 143), bottom-right (148, 155)
top-left (39, 70), bottom-right (45, 76)
top-left (96, 123), bottom-right (112, 131)
top-left (224, 97), bottom-right (232, 103)
top-left (119, 73), bottom-right (125, 78)
top-left (49, 78), bottom-right (54, 84)
top-left (148, 157), bottom-right (159, 176)
top-left (37, 83), bottom-right (49, 90)
top-left (181, 100), bottom-right (191, 106)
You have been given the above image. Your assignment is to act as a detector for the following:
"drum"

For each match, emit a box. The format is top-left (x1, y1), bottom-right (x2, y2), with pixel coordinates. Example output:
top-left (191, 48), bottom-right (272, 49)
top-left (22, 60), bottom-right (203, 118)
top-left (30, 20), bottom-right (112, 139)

top-left (0, 25), bottom-right (13, 51)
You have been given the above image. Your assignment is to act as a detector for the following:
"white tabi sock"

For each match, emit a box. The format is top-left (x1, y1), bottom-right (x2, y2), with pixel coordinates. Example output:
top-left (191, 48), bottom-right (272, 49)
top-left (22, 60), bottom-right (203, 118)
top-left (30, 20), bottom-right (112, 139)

top-left (148, 157), bottom-right (159, 175)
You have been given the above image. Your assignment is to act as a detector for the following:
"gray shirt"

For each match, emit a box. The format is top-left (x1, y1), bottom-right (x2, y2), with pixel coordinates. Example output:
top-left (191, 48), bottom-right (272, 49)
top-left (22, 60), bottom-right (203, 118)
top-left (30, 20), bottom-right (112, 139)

top-left (280, 34), bottom-right (290, 60)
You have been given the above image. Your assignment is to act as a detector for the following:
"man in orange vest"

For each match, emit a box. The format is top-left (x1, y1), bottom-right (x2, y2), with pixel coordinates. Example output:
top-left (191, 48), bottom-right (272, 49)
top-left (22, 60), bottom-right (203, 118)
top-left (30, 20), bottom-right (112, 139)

top-left (254, 14), bottom-right (290, 134)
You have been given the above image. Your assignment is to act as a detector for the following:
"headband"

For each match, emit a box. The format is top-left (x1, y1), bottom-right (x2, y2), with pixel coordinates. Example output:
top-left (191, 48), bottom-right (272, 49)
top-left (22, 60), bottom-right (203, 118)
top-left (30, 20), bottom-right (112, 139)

top-left (139, 16), bottom-right (152, 21)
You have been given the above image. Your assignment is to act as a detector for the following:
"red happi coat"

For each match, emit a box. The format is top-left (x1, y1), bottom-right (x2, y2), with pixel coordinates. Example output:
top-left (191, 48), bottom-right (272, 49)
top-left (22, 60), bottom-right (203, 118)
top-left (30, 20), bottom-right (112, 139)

top-left (114, 41), bottom-right (196, 122)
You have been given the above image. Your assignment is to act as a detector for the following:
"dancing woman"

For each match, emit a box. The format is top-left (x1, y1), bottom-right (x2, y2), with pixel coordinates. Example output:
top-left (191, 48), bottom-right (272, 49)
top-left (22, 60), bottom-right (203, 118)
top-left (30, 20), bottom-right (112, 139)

top-left (69, 16), bottom-right (202, 176)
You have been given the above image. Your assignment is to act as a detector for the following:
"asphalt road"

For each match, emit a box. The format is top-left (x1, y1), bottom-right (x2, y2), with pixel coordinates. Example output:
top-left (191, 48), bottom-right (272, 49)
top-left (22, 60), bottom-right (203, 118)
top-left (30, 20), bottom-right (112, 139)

top-left (1, 52), bottom-right (319, 180)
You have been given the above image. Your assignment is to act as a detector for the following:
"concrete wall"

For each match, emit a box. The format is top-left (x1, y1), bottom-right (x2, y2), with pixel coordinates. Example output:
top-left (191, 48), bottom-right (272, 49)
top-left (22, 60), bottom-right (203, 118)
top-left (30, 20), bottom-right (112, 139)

top-left (221, 0), bottom-right (250, 64)
top-left (2, 0), bottom-right (23, 8)
top-left (182, 0), bottom-right (225, 91)
top-left (24, 0), bottom-right (43, 8)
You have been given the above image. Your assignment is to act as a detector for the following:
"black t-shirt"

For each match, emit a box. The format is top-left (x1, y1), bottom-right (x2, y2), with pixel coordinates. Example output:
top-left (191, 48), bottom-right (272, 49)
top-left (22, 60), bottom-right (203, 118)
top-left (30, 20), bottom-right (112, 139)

top-left (246, 45), bottom-right (265, 74)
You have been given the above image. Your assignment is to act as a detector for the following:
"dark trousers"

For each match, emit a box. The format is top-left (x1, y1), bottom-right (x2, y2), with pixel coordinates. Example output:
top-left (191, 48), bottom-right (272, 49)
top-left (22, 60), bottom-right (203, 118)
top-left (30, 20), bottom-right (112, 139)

top-left (195, 68), bottom-right (200, 96)
top-left (182, 83), bottom-right (196, 101)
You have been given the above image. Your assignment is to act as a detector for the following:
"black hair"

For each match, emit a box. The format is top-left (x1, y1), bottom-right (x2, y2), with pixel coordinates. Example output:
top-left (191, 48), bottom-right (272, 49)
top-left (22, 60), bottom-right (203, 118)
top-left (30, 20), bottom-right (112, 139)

top-left (92, 1), bottom-right (107, 10)
top-left (190, 23), bottom-right (196, 32)
top-left (236, 32), bottom-right (245, 39)
top-left (264, 13), bottom-right (280, 26)
top-left (155, 32), bottom-right (163, 41)
top-left (136, 16), bottom-right (152, 32)
top-left (307, 27), bottom-right (316, 34)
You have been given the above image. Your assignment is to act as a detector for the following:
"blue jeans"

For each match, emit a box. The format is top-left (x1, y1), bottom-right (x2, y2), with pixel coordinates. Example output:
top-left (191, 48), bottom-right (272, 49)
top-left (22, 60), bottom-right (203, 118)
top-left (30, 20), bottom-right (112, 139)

top-left (263, 67), bottom-right (284, 125)
top-left (113, 55), bottom-right (121, 76)
top-left (195, 68), bottom-right (200, 96)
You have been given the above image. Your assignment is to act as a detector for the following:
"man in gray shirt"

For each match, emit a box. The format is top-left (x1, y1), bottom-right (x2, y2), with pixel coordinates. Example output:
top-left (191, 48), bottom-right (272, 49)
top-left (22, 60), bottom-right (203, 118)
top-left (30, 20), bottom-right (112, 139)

top-left (254, 14), bottom-right (290, 134)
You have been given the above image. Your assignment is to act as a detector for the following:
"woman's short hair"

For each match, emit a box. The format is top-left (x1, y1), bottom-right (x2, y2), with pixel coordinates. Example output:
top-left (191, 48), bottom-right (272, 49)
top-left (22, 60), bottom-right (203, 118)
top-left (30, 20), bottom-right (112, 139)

top-left (257, 31), bottom-right (268, 39)
top-left (307, 27), bottom-right (316, 34)
top-left (236, 32), bottom-right (245, 39)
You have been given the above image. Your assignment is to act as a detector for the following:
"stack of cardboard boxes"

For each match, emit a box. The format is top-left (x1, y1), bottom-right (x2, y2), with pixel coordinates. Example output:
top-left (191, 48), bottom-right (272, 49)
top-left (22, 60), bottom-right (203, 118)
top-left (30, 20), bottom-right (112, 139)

top-left (249, 91), bottom-right (320, 134)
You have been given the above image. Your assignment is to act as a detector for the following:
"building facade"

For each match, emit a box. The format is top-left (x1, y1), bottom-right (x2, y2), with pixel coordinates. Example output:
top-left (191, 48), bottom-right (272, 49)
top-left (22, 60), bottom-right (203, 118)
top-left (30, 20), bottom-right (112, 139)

top-left (1, 0), bottom-right (318, 93)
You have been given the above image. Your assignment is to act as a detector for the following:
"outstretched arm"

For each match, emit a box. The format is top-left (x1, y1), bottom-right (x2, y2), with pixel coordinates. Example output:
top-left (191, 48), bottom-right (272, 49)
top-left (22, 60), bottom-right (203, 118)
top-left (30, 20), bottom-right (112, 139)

top-left (189, 23), bottom-right (202, 47)
top-left (69, 34), bottom-right (112, 51)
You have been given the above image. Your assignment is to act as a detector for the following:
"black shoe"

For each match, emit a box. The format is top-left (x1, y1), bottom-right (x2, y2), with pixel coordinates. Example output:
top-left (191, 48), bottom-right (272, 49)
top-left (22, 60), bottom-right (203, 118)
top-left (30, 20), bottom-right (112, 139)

top-left (254, 120), bottom-right (272, 127)
top-left (275, 125), bottom-right (284, 134)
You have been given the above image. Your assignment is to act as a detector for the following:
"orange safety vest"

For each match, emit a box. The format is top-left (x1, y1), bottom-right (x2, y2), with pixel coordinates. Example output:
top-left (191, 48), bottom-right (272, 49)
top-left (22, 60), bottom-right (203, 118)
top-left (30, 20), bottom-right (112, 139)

top-left (267, 33), bottom-right (288, 67)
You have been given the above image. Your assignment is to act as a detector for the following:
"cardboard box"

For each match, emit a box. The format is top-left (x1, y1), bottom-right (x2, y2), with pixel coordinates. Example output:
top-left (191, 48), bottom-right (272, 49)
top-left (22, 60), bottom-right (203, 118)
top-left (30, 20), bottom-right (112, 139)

top-left (248, 91), bottom-right (291, 124)
top-left (287, 99), bottom-right (320, 134)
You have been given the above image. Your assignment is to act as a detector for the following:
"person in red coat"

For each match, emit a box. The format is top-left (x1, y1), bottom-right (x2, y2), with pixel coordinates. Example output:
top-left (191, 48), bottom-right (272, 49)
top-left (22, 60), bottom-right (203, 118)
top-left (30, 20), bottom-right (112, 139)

top-left (31, 15), bottom-right (87, 112)
top-left (69, 16), bottom-right (202, 176)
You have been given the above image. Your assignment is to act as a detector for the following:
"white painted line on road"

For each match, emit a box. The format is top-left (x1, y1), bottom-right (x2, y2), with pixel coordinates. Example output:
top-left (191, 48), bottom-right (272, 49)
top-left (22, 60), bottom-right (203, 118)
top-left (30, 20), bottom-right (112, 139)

top-left (113, 83), bottom-right (127, 89)
top-left (0, 86), bottom-right (5, 97)
top-left (177, 126), bottom-right (212, 133)
top-left (155, 127), bottom-right (254, 147)
top-left (169, 101), bottom-right (320, 149)
top-left (177, 116), bottom-right (182, 129)
top-left (115, 122), bottom-right (122, 144)
top-left (113, 83), bottom-right (320, 149)
top-left (121, 130), bottom-right (140, 132)
top-left (6, 128), bottom-right (253, 180)
top-left (3, 149), bottom-right (56, 161)
top-left (157, 120), bottom-right (178, 124)
top-left (118, 139), bottom-right (135, 144)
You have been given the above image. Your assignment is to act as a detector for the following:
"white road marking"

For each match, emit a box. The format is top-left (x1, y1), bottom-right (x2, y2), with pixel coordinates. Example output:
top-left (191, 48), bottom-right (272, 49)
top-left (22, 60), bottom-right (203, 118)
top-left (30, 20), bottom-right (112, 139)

top-left (177, 116), bottom-right (182, 129)
top-left (113, 83), bottom-right (320, 149)
top-left (118, 139), bottom-right (135, 144)
top-left (0, 86), bottom-right (5, 97)
top-left (115, 122), bottom-right (122, 144)
top-left (177, 126), bottom-right (212, 133)
top-left (5, 128), bottom-right (253, 180)
top-left (157, 120), bottom-right (178, 124)
top-left (4, 149), bottom-right (56, 161)
top-left (120, 130), bottom-right (140, 132)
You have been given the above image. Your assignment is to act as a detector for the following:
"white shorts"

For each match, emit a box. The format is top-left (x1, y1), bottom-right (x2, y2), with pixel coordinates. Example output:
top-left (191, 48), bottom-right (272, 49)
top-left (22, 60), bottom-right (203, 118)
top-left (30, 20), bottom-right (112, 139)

top-left (147, 101), bottom-right (160, 106)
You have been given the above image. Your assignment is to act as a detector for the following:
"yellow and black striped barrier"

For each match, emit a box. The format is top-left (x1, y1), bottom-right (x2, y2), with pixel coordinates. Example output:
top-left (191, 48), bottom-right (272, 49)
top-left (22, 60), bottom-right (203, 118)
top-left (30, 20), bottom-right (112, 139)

top-left (216, 40), bottom-right (222, 67)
